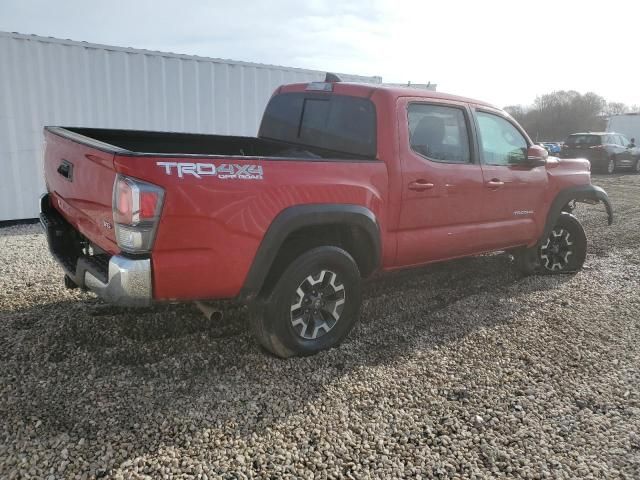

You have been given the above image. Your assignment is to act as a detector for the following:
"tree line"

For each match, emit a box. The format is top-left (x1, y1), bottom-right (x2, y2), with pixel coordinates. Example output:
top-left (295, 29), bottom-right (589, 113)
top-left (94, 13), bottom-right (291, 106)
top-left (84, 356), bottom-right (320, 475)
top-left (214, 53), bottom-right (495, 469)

top-left (504, 91), bottom-right (639, 142)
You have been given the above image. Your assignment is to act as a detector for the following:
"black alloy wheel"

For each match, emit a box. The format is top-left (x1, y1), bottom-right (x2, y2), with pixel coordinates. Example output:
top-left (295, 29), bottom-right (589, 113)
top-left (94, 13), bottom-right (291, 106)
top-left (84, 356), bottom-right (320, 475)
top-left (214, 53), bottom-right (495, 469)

top-left (538, 212), bottom-right (587, 273)
top-left (289, 269), bottom-right (346, 341)
top-left (251, 246), bottom-right (362, 357)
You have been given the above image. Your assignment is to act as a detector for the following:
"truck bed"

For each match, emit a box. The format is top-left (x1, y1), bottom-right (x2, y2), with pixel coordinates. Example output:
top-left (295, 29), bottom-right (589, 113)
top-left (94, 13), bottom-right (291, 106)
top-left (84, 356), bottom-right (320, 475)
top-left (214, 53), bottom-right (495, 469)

top-left (47, 127), bottom-right (357, 159)
top-left (42, 124), bottom-right (387, 301)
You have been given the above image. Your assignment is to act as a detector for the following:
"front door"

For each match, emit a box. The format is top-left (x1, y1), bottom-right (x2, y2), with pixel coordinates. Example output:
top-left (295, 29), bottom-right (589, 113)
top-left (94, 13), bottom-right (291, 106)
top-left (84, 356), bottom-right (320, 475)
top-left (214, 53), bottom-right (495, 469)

top-left (395, 98), bottom-right (486, 266)
top-left (616, 134), bottom-right (634, 168)
top-left (473, 108), bottom-right (548, 250)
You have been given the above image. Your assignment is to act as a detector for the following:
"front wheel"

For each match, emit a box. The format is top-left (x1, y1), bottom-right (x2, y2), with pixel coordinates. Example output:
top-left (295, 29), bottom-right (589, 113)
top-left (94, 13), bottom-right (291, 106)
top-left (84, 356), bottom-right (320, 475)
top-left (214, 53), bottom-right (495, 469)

top-left (514, 212), bottom-right (587, 274)
top-left (250, 246), bottom-right (362, 358)
top-left (538, 213), bottom-right (587, 272)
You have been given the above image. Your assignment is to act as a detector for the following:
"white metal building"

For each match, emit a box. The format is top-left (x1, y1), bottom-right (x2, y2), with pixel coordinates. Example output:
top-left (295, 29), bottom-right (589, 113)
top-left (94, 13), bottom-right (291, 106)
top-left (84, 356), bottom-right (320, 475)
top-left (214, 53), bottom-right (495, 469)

top-left (607, 113), bottom-right (640, 141)
top-left (0, 31), bottom-right (382, 221)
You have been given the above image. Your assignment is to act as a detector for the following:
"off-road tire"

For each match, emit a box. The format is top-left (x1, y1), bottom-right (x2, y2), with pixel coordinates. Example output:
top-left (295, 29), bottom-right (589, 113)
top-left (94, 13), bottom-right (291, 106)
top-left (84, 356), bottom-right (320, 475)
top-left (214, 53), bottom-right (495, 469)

top-left (250, 246), bottom-right (362, 358)
top-left (514, 212), bottom-right (587, 275)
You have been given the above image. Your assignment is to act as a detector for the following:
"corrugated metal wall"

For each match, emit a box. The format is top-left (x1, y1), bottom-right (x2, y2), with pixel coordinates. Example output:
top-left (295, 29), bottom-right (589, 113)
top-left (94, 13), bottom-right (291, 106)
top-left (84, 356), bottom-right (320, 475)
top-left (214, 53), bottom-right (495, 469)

top-left (0, 31), bottom-right (381, 221)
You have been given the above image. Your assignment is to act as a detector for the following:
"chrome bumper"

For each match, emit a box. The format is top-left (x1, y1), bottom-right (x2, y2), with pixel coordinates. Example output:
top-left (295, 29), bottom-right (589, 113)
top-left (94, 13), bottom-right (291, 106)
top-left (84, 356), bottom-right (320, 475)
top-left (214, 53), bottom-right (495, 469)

top-left (84, 256), bottom-right (152, 306)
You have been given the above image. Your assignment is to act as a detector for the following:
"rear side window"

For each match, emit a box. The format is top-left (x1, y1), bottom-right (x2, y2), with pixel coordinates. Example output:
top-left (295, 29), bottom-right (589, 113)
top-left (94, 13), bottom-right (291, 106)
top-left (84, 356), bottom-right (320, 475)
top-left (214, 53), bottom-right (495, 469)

top-left (408, 104), bottom-right (471, 163)
top-left (259, 93), bottom-right (376, 158)
top-left (565, 135), bottom-right (602, 146)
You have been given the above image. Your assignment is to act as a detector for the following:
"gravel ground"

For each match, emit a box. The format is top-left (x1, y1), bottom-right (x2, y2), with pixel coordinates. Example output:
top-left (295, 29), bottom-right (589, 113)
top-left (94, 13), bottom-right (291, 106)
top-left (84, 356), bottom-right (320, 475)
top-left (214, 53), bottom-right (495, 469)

top-left (1, 174), bottom-right (639, 479)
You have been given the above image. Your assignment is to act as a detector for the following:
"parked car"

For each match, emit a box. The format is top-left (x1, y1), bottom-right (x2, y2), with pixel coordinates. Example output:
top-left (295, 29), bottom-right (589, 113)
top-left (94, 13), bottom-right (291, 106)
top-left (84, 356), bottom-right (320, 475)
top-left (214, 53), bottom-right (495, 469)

top-left (39, 77), bottom-right (613, 357)
top-left (536, 142), bottom-right (556, 156)
top-left (542, 142), bottom-right (561, 156)
top-left (560, 132), bottom-right (640, 173)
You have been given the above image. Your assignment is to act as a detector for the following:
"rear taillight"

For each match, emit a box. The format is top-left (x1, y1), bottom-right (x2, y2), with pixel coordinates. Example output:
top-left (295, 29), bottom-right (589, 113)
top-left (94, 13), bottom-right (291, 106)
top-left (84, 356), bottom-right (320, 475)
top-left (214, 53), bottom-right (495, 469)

top-left (113, 175), bottom-right (164, 254)
top-left (115, 178), bottom-right (134, 224)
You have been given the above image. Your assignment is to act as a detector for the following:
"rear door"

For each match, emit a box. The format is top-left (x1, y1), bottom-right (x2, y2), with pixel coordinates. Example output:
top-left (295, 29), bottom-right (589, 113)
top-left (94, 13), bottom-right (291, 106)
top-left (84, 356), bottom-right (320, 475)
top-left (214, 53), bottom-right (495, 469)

top-left (472, 108), bottom-right (548, 250)
top-left (395, 97), bottom-right (487, 265)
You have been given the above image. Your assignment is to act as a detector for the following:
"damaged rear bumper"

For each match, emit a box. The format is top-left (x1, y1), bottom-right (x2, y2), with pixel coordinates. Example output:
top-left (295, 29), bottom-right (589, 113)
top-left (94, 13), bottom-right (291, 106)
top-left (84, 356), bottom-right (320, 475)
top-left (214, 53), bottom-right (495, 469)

top-left (39, 194), bottom-right (152, 306)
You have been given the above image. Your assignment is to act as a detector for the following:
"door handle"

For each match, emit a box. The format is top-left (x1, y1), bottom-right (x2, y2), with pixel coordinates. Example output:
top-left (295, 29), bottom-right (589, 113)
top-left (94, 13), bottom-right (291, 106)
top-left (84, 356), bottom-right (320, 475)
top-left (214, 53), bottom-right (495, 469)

top-left (486, 179), bottom-right (504, 189)
top-left (57, 160), bottom-right (73, 181)
top-left (408, 180), bottom-right (435, 191)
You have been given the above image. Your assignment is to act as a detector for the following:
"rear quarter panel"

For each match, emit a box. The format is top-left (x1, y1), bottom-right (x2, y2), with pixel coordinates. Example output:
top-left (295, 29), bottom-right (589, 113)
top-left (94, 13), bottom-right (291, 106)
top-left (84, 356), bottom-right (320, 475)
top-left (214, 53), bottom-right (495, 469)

top-left (114, 155), bottom-right (389, 300)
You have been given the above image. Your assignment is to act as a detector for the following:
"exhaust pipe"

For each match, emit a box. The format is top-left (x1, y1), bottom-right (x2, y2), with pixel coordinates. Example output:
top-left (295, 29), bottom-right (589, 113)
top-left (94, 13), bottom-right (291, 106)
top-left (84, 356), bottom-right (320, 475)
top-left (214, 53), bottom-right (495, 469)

top-left (195, 301), bottom-right (223, 321)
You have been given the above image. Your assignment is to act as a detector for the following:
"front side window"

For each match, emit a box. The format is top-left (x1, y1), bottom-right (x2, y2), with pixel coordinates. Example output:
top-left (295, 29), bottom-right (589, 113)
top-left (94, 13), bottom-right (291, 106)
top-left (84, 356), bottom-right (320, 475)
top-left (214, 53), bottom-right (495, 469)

top-left (408, 104), bottom-right (471, 163)
top-left (475, 111), bottom-right (528, 165)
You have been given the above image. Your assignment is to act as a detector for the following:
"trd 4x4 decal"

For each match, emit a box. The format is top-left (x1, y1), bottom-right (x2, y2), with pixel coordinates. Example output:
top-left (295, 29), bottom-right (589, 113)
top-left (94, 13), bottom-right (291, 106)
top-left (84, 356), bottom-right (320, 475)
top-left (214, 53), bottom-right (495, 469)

top-left (156, 162), bottom-right (263, 180)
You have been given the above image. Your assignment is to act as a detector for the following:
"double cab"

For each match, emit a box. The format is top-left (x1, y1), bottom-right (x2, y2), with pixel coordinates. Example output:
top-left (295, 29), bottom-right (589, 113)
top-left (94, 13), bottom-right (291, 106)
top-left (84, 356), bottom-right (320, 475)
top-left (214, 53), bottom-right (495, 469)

top-left (40, 77), bottom-right (613, 357)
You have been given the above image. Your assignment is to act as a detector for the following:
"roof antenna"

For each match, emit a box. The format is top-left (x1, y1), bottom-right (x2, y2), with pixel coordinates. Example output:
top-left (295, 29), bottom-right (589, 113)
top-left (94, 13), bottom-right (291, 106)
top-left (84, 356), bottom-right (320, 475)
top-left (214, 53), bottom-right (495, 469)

top-left (325, 72), bottom-right (342, 83)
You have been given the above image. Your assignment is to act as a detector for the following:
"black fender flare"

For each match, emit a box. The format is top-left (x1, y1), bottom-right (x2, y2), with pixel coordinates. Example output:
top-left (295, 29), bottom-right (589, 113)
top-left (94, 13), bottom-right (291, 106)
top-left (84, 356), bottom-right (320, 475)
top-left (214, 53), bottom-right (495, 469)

top-left (239, 204), bottom-right (381, 300)
top-left (540, 185), bottom-right (613, 244)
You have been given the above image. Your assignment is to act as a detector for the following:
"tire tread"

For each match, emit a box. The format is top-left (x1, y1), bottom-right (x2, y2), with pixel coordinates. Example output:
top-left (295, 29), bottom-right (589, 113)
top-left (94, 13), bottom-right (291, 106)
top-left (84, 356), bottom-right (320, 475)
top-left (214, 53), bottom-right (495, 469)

top-left (250, 246), bottom-right (361, 358)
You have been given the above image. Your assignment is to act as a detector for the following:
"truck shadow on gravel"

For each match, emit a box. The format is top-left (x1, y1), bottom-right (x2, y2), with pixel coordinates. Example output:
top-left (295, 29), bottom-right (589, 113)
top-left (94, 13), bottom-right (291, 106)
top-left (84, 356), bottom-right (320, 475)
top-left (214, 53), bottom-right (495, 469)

top-left (1, 253), bottom-right (574, 472)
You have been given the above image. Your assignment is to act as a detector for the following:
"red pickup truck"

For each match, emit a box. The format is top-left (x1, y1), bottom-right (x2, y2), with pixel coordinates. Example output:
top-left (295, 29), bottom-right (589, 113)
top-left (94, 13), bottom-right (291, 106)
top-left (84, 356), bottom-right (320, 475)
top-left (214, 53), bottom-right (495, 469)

top-left (40, 77), bottom-right (613, 357)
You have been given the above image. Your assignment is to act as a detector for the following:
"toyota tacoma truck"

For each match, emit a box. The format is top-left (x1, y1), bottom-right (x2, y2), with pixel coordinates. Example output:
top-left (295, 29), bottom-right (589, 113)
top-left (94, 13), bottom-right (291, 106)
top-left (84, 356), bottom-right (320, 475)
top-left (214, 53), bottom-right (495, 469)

top-left (40, 76), bottom-right (613, 357)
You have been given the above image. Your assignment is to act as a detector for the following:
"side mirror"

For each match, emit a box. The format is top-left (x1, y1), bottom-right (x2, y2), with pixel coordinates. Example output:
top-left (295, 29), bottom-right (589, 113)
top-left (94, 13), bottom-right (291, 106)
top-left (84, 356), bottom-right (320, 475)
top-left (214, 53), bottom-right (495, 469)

top-left (526, 144), bottom-right (548, 167)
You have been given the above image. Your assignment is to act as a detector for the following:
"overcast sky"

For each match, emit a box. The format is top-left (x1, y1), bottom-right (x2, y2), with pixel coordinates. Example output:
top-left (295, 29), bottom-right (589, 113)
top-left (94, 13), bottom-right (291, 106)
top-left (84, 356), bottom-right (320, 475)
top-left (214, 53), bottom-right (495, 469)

top-left (2, 0), bottom-right (639, 108)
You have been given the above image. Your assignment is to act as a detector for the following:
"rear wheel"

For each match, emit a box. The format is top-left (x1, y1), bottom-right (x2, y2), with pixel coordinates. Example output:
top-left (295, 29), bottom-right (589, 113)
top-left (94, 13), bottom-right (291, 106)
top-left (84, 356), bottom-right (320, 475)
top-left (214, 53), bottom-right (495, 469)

top-left (605, 157), bottom-right (616, 174)
top-left (250, 246), bottom-right (362, 358)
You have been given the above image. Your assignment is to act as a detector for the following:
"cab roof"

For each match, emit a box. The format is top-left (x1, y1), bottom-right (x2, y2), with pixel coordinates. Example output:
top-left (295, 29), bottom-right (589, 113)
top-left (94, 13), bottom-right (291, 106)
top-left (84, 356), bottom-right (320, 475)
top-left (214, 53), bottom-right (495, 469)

top-left (278, 81), bottom-right (496, 109)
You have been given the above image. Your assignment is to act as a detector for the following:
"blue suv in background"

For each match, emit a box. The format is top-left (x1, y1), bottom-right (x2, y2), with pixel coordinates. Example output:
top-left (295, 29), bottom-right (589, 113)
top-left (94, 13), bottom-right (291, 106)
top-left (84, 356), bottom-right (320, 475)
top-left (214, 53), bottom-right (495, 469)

top-left (536, 142), bottom-right (561, 156)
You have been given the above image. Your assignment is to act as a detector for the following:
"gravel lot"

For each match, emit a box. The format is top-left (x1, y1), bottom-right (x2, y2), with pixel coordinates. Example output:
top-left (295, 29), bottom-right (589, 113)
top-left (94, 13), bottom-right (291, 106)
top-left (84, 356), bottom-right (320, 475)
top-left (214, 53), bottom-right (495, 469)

top-left (1, 174), bottom-right (639, 479)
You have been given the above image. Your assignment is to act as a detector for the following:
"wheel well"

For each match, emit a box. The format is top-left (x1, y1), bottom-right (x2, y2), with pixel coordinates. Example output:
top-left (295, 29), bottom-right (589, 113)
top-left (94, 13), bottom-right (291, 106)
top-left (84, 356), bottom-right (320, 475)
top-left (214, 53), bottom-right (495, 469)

top-left (539, 185), bottom-right (613, 246)
top-left (260, 223), bottom-right (377, 294)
